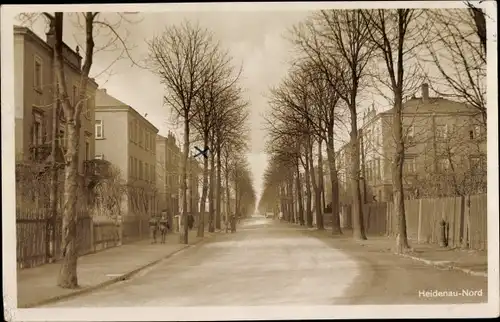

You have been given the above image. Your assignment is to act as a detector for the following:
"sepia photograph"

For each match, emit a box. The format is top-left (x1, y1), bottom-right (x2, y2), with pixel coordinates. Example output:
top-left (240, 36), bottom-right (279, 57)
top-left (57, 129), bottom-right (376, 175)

top-left (1, 1), bottom-right (498, 321)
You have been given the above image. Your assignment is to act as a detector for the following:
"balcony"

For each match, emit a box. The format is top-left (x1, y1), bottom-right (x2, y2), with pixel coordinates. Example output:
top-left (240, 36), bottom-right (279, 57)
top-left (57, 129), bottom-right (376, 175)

top-left (29, 144), bottom-right (51, 163)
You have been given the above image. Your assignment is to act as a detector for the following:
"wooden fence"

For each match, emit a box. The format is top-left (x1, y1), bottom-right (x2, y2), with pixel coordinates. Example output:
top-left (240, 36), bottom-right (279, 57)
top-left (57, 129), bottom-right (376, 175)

top-left (16, 208), bottom-right (135, 269)
top-left (16, 212), bottom-right (93, 269)
top-left (337, 194), bottom-right (487, 250)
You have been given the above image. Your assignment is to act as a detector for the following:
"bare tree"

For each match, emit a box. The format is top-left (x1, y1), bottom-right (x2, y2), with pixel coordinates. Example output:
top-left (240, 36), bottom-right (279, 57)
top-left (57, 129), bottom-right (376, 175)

top-left (211, 86), bottom-right (249, 230)
top-left (361, 9), bottom-right (425, 252)
top-left (147, 21), bottom-right (220, 244)
top-left (192, 46), bottom-right (242, 237)
top-left (290, 10), bottom-right (373, 239)
top-left (424, 8), bottom-right (487, 126)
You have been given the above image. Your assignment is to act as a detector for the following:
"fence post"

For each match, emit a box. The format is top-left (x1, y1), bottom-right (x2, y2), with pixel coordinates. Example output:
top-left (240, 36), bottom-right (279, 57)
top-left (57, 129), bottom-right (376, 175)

top-left (417, 199), bottom-right (423, 244)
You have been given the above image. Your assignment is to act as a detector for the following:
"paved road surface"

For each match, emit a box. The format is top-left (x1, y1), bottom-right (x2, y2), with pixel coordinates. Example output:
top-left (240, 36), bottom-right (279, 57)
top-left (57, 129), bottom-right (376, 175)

top-left (45, 216), bottom-right (487, 307)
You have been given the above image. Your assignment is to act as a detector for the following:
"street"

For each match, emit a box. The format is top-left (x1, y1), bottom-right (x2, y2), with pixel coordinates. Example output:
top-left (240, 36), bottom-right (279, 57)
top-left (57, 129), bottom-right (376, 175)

top-left (44, 216), bottom-right (487, 307)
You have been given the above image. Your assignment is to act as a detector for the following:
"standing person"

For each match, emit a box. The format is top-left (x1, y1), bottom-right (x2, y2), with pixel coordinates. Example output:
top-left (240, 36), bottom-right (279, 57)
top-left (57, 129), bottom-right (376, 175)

top-left (231, 214), bottom-right (236, 233)
top-left (149, 215), bottom-right (158, 244)
top-left (159, 214), bottom-right (168, 244)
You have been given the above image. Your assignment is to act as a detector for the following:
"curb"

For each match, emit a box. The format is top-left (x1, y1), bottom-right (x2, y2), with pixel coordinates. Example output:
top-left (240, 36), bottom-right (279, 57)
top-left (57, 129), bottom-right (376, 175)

top-left (22, 233), bottom-right (216, 308)
top-left (399, 253), bottom-right (488, 278)
top-left (305, 228), bottom-right (488, 279)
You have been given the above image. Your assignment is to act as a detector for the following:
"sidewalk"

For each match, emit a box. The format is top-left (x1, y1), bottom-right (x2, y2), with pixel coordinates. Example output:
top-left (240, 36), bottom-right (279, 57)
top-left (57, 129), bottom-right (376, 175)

top-left (301, 224), bottom-right (487, 278)
top-left (17, 229), bottom-right (218, 308)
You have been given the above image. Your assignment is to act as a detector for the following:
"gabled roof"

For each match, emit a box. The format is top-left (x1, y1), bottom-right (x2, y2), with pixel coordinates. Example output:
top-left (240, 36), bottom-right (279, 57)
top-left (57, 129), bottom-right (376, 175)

top-left (95, 89), bottom-right (129, 108)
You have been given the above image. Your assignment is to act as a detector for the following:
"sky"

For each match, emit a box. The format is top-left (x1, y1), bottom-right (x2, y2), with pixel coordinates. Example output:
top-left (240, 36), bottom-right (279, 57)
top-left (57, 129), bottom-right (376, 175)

top-left (22, 10), bottom-right (312, 201)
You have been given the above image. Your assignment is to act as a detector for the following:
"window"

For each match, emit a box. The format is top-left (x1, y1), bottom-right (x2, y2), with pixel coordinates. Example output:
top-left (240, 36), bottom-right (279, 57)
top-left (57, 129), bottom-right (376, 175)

top-left (470, 125), bottom-right (484, 141)
top-left (407, 125), bottom-right (414, 142)
top-left (470, 155), bottom-right (486, 172)
top-left (146, 131), bottom-right (150, 150)
top-left (376, 158), bottom-right (381, 179)
top-left (32, 112), bottom-right (43, 146)
top-left (364, 130), bottom-right (371, 153)
top-left (95, 120), bottom-right (103, 139)
top-left (139, 127), bottom-right (143, 147)
top-left (135, 122), bottom-right (139, 143)
top-left (95, 154), bottom-right (104, 160)
top-left (139, 160), bottom-right (143, 180)
top-left (129, 157), bottom-right (133, 176)
top-left (437, 158), bottom-right (450, 172)
top-left (404, 157), bottom-right (416, 173)
top-left (145, 163), bottom-right (149, 182)
top-left (129, 122), bottom-right (133, 141)
top-left (34, 56), bottom-right (43, 91)
top-left (151, 164), bottom-right (155, 183)
top-left (85, 140), bottom-right (90, 161)
top-left (435, 124), bottom-right (448, 141)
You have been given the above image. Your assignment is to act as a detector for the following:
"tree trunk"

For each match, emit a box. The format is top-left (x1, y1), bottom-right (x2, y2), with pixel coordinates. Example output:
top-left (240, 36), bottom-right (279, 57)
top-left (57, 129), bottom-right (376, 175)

top-left (180, 113), bottom-right (189, 244)
top-left (318, 139), bottom-right (326, 214)
top-left (215, 141), bottom-right (222, 229)
top-left (208, 138), bottom-right (215, 232)
top-left (326, 134), bottom-right (342, 234)
top-left (349, 108), bottom-right (367, 240)
top-left (295, 161), bottom-right (304, 225)
top-left (57, 119), bottom-right (80, 288)
top-left (288, 177), bottom-right (295, 223)
top-left (469, 7), bottom-right (486, 55)
top-left (48, 33), bottom-right (60, 263)
top-left (234, 169), bottom-right (239, 216)
top-left (55, 12), bottom-right (78, 289)
top-left (224, 156), bottom-right (230, 225)
top-left (393, 91), bottom-right (409, 252)
top-left (197, 133), bottom-right (209, 238)
top-left (309, 141), bottom-right (323, 230)
top-left (304, 150), bottom-right (313, 227)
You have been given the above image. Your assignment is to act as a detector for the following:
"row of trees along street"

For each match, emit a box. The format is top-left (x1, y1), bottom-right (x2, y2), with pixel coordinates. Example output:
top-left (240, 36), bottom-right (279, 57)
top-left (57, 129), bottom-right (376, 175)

top-left (16, 13), bottom-right (255, 289)
top-left (259, 7), bottom-right (487, 253)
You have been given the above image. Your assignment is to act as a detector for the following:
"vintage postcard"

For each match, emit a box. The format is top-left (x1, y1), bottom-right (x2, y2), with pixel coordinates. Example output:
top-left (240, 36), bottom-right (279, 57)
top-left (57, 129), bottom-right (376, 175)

top-left (1, 1), bottom-right (498, 321)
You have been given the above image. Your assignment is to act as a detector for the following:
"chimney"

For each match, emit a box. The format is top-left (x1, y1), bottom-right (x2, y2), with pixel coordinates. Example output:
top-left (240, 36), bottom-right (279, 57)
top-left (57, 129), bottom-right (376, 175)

top-left (45, 19), bottom-right (56, 48)
top-left (102, 88), bottom-right (107, 94)
top-left (421, 83), bottom-right (429, 102)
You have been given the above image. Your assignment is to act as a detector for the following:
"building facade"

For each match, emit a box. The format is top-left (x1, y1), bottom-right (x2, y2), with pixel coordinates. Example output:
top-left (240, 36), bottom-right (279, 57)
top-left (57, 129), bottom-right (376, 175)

top-left (14, 26), bottom-right (98, 171)
top-left (336, 83), bottom-right (487, 204)
top-left (94, 88), bottom-right (159, 219)
top-left (156, 132), bottom-right (181, 218)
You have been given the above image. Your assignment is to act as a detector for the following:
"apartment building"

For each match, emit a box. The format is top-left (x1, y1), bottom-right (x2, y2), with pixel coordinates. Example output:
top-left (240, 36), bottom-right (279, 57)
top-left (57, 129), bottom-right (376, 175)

top-left (337, 83), bottom-right (486, 203)
top-left (156, 132), bottom-right (181, 218)
top-left (14, 26), bottom-right (98, 172)
top-left (94, 88), bottom-right (159, 219)
top-left (186, 154), bottom-right (202, 215)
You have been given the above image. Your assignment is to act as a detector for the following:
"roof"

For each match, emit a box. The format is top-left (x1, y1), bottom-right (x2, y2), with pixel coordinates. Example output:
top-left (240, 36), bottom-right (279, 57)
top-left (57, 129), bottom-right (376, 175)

top-left (95, 89), bottom-right (160, 133)
top-left (381, 97), bottom-right (477, 115)
top-left (95, 89), bottom-right (129, 108)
